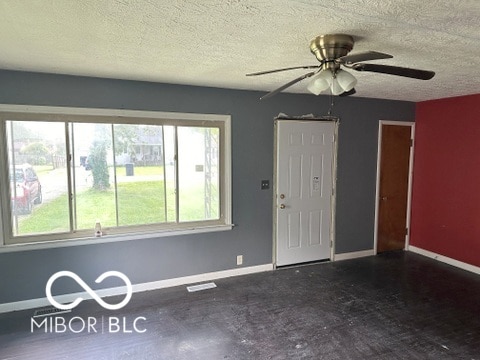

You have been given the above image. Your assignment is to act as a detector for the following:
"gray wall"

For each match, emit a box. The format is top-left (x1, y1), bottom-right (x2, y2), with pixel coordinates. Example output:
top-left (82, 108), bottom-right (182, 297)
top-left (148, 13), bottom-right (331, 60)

top-left (0, 70), bottom-right (415, 303)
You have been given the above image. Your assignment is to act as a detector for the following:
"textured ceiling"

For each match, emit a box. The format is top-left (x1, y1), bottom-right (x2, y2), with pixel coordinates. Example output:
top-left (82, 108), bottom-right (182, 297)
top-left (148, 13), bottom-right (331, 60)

top-left (0, 0), bottom-right (478, 102)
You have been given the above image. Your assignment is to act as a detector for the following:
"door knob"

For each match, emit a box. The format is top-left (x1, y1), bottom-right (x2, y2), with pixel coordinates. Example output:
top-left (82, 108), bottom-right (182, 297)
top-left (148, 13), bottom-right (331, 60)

top-left (279, 204), bottom-right (286, 209)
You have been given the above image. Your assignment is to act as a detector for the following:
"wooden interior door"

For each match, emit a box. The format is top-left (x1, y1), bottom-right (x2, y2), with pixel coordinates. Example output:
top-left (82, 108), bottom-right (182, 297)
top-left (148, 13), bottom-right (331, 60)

top-left (377, 124), bottom-right (413, 253)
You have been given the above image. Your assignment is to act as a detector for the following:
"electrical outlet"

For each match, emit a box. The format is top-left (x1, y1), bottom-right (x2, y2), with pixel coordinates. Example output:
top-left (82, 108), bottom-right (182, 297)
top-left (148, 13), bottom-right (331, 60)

top-left (236, 255), bottom-right (243, 265)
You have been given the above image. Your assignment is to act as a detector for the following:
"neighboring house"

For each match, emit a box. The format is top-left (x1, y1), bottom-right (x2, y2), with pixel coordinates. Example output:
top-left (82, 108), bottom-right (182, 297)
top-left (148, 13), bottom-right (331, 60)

top-left (116, 126), bottom-right (164, 166)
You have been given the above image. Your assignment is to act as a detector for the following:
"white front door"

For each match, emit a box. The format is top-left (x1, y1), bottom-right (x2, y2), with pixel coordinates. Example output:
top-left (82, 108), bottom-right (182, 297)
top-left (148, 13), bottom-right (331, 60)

top-left (275, 120), bottom-right (335, 266)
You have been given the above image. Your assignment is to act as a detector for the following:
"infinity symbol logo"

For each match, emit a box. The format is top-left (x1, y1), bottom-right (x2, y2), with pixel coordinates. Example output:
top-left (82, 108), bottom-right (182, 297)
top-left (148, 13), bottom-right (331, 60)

top-left (46, 271), bottom-right (133, 310)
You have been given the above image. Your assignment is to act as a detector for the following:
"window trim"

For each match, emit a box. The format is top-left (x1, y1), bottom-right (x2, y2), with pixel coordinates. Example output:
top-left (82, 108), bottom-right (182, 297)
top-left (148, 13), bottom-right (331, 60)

top-left (0, 105), bottom-right (232, 251)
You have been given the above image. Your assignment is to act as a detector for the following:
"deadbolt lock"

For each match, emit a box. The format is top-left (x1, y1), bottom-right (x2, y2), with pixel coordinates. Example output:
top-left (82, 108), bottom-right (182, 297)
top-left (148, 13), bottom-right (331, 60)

top-left (280, 194), bottom-right (285, 199)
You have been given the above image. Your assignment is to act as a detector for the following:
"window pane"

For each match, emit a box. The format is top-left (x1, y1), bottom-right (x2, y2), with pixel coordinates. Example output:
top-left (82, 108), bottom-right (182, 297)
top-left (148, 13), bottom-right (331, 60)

top-left (2, 109), bottom-right (229, 245)
top-left (7, 121), bottom-right (70, 236)
top-left (73, 123), bottom-right (116, 231)
top-left (113, 124), bottom-right (168, 226)
top-left (178, 127), bottom-right (220, 222)
top-left (163, 126), bottom-right (177, 222)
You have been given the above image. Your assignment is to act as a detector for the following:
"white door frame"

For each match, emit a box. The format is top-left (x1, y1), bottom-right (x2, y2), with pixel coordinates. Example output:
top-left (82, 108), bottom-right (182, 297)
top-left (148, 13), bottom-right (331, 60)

top-left (272, 119), bottom-right (339, 267)
top-left (374, 120), bottom-right (415, 255)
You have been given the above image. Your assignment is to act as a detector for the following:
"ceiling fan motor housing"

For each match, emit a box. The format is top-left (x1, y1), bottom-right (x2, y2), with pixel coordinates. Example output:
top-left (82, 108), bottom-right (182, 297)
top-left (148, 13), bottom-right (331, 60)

top-left (309, 34), bottom-right (354, 65)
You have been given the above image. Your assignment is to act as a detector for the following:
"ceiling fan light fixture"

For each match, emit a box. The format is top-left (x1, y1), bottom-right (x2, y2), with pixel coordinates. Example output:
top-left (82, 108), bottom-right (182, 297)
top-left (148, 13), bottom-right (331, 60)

top-left (307, 70), bottom-right (332, 95)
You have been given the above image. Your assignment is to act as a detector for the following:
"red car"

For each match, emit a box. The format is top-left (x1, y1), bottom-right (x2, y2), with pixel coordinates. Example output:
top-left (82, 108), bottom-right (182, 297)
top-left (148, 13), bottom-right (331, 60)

top-left (11, 164), bottom-right (42, 214)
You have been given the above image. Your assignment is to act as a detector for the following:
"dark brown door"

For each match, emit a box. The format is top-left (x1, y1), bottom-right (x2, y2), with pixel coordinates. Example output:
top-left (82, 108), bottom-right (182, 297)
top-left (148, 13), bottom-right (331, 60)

top-left (377, 124), bottom-right (412, 253)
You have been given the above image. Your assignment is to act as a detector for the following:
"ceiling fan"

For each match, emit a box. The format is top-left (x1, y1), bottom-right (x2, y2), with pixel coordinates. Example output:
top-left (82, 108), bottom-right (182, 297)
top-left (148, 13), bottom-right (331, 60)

top-left (247, 34), bottom-right (435, 100)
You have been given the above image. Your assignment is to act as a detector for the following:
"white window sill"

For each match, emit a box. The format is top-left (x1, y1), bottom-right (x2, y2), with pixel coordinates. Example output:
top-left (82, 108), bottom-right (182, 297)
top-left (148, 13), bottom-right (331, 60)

top-left (0, 224), bottom-right (235, 253)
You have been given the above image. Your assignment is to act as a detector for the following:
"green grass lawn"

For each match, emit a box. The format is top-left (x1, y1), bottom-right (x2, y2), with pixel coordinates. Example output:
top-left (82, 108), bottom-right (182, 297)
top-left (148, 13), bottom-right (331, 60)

top-left (16, 178), bottom-right (219, 236)
top-left (17, 181), bottom-right (172, 235)
top-left (115, 165), bottom-right (164, 177)
top-left (15, 194), bottom-right (71, 234)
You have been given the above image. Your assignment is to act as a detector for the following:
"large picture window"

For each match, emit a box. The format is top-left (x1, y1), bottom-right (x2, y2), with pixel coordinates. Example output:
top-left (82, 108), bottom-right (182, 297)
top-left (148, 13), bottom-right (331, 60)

top-left (0, 106), bottom-right (231, 246)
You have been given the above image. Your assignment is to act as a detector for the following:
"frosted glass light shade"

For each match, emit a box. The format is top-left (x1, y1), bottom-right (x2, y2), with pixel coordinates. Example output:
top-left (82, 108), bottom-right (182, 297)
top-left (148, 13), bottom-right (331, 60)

top-left (336, 69), bottom-right (357, 92)
top-left (330, 79), bottom-right (345, 95)
top-left (307, 70), bottom-right (332, 95)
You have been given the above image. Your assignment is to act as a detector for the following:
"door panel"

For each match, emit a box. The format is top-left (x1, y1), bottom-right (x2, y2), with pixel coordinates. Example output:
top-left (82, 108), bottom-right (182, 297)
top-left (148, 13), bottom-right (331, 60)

top-left (377, 124), bottom-right (412, 253)
top-left (275, 121), bottom-right (335, 266)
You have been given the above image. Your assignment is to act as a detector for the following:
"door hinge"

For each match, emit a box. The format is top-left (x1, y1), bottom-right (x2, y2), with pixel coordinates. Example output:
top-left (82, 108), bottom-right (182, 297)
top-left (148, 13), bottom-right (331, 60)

top-left (410, 138), bottom-right (413, 147)
top-left (406, 228), bottom-right (409, 235)
top-left (330, 240), bottom-right (333, 248)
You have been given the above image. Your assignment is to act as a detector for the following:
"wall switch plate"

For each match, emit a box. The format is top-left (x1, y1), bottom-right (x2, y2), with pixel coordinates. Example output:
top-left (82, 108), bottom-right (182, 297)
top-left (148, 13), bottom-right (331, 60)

top-left (236, 255), bottom-right (243, 265)
top-left (261, 180), bottom-right (270, 190)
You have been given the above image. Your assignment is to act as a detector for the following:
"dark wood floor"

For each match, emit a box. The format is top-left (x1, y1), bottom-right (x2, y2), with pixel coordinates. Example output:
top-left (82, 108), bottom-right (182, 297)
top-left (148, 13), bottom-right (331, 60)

top-left (1, 251), bottom-right (479, 359)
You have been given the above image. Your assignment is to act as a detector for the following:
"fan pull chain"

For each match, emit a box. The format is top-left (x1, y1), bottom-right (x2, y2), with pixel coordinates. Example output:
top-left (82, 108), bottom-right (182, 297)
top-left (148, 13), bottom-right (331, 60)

top-left (327, 92), bottom-right (335, 116)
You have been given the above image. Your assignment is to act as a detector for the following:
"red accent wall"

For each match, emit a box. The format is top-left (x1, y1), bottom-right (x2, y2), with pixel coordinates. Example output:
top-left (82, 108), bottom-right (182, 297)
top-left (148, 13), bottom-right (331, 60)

top-left (410, 94), bottom-right (480, 267)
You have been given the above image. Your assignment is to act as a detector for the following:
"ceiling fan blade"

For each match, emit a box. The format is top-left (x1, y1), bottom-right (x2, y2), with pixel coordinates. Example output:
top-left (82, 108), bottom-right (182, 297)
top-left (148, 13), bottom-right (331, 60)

top-left (352, 63), bottom-right (435, 80)
top-left (339, 88), bottom-right (356, 97)
top-left (338, 51), bottom-right (393, 65)
top-left (260, 71), bottom-right (316, 100)
top-left (246, 65), bottom-right (320, 76)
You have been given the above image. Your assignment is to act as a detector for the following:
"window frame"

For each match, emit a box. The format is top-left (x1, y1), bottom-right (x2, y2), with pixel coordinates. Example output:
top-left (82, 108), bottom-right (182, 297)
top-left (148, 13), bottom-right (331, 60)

top-left (0, 105), bottom-right (232, 251)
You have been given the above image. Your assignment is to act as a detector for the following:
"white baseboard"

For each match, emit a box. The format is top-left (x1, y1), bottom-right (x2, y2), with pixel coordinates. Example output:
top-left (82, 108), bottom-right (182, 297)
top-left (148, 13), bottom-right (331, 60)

top-left (334, 249), bottom-right (375, 261)
top-left (0, 264), bottom-right (273, 314)
top-left (408, 246), bottom-right (480, 275)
